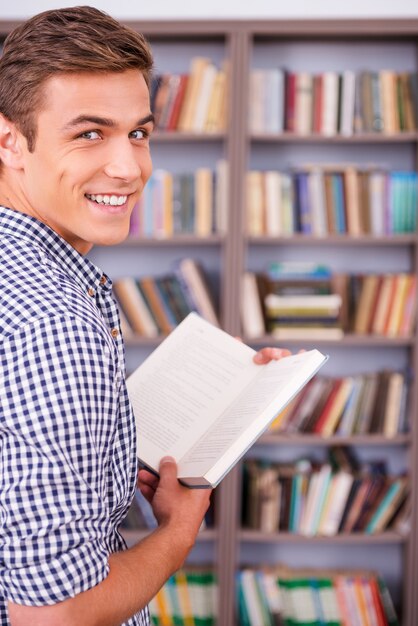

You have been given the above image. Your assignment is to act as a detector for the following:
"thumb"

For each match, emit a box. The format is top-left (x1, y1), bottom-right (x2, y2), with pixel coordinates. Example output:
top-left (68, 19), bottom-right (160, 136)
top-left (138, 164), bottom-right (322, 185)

top-left (158, 456), bottom-right (178, 485)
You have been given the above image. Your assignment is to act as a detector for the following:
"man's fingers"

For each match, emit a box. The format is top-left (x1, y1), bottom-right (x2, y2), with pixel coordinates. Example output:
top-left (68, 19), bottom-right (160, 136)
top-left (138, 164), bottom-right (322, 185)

top-left (139, 483), bottom-right (156, 504)
top-left (158, 456), bottom-right (178, 484)
top-left (138, 469), bottom-right (159, 489)
top-left (253, 347), bottom-right (291, 364)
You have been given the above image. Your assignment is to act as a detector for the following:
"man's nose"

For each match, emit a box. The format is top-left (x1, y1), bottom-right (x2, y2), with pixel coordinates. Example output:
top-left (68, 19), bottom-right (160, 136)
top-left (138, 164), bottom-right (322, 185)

top-left (103, 140), bottom-right (141, 181)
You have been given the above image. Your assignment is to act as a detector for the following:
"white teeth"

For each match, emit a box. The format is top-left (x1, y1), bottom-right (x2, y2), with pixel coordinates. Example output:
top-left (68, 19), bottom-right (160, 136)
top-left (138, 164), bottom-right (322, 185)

top-left (86, 193), bottom-right (127, 206)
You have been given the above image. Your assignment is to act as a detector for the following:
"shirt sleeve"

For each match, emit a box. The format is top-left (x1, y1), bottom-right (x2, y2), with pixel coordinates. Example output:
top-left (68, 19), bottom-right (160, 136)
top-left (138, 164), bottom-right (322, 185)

top-left (0, 313), bottom-right (119, 606)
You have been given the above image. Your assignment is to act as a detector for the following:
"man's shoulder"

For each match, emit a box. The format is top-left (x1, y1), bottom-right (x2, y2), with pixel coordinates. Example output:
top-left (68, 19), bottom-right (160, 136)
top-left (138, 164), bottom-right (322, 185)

top-left (0, 236), bottom-right (104, 342)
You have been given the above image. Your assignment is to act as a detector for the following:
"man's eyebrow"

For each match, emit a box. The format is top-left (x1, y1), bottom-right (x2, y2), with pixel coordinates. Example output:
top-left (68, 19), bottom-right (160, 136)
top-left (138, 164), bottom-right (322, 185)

top-left (62, 113), bottom-right (155, 131)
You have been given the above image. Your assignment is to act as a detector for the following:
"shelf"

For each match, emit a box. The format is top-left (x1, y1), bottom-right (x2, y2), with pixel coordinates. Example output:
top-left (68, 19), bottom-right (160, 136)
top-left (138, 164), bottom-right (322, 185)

top-left (8, 17), bottom-right (411, 626)
top-left (152, 131), bottom-right (225, 142)
top-left (124, 335), bottom-right (165, 348)
top-left (258, 433), bottom-right (412, 446)
top-left (238, 530), bottom-right (406, 544)
top-left (246, 334), bottom-right (415, 347)
top-left (118, 234), bottom-right (225, 247)
top-left (247, 234), bottom-right (418, 246)
top-left (122, 528), bottom-right (217, 544)
top-left (250, 131), bottom-right (418, 143)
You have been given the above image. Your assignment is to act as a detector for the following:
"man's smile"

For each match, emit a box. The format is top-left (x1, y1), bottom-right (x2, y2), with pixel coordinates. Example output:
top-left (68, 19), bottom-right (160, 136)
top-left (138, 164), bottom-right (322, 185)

top-left (85, 193), bottom-right (128, 206)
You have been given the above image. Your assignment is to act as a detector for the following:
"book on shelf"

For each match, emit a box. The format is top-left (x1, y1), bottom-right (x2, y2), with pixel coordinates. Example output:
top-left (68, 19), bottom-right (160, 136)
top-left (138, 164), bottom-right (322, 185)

top-left (351, 273), bottom-right (417, 337)
top-left (129, 160), bottom-right (228, 239)
top-left (240, 266), bottom-right (417, 340)
top-left (138, 276), bottom-right (175, 335)
top-left (249, 67), bottom-right (418, 136)
top-left (113, 259), bottom-right (220, 337)
top-left (245, 165), bottom-right (418, 238)
top-left (173, 258), bottom-right (219, 327)
top-left (270, 369), bottom-right (409, 437)
top-left (127, 313), bottom-right (327, 487)
top-left (150, 56), bottom-right (227, 134)
top-left (241, 272), bottom-right (266, 340)
top-left (249, 68), bottom-right (285, 134)
top-left (178, 56), bottom-right (211, 132)
top-left (241, 451), bottom-right (410, 537)
top-left (237, 567), bottom-right (399, 626)
top-left (149, 568), bottom-right (217, 626)
top-left (113, 277), bottom-right (160, 338)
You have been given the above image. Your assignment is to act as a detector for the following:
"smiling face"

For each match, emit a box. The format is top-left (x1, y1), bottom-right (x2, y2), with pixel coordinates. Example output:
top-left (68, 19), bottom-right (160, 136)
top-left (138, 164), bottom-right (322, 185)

top-left (1, 69), bottom-right (153, 254)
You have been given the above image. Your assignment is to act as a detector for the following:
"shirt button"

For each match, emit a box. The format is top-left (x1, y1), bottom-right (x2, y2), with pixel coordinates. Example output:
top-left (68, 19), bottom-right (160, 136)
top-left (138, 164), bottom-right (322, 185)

top-left (111, 328), bottom-right (119, 339)
top-left (87, 287), bottom-right (95, 297)
top-left (100, 275), bottom-right (107, 286)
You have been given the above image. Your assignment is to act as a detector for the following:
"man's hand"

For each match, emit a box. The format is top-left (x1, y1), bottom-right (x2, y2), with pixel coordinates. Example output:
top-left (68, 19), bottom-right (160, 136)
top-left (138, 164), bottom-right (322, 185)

top-left (252, 346), bottom-right (292, 364)
top-left (138, 457), bottom-right (211, 550)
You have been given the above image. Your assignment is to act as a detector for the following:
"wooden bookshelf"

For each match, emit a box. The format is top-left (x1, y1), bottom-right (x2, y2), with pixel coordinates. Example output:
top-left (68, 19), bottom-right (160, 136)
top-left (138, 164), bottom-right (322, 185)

top-left (238, 19), bottom-right (418, 626)
top-left (2, 16), bottom-right (418, 626)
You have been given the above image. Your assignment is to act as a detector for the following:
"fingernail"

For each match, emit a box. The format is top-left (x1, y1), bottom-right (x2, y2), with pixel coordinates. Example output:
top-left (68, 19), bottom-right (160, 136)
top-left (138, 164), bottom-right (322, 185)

top-left (160, 456), bottom-right (175, 465)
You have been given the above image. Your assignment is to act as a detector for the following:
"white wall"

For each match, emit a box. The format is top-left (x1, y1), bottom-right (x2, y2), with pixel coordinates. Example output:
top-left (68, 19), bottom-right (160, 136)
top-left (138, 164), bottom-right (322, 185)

top-left (1, 0), bottom-right (418, 19)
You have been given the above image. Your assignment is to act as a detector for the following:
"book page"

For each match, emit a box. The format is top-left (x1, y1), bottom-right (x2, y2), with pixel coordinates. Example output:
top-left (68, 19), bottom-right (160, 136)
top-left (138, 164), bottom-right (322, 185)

top-left (179, 350), bottom-right (326, 479)
top-left (127, 314), bottom-right (259, 471)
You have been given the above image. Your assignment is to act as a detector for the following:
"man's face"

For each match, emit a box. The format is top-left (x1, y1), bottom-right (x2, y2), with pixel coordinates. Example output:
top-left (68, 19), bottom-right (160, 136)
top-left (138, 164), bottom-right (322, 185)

top-left (17, 69), bottom-right (153, 254)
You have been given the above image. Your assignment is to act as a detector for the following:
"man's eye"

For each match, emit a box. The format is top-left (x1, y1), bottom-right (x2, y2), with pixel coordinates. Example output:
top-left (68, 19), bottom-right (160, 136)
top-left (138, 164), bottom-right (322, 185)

top-left (79, 130), bottom-right (101, 140)
top-left (130, 129), bottom-right (147, 140)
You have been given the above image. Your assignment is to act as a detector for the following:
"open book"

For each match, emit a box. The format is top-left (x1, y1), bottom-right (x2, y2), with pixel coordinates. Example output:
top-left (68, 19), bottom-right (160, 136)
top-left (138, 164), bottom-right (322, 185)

top-left (127, 313), bottom-right (328, 488)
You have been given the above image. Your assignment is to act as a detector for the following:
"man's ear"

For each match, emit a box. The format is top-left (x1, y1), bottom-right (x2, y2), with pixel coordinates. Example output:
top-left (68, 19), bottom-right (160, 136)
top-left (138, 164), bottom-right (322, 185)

top-left (0, 113), bottom-right (26, 170)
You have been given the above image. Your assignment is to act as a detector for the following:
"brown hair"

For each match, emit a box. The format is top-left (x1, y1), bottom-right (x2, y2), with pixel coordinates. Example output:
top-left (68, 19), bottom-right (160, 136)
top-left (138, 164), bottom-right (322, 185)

top-left (0, 6), bottom-right (153, 152)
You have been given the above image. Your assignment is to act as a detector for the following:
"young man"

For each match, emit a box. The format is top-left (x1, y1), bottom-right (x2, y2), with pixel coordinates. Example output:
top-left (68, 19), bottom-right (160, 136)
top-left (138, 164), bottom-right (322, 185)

top-left (0, 7), bottom-right (286, 626)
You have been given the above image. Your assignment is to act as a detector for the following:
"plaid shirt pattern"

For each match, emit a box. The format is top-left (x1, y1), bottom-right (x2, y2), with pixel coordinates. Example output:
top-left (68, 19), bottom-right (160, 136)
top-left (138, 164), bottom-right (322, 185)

top-left (0, 206), bottom-right (149, 625)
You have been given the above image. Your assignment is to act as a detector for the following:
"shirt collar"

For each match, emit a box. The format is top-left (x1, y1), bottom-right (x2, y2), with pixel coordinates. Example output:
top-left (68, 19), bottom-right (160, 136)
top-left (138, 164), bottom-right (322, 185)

top-left (0, 205), bottom-right (111, 294)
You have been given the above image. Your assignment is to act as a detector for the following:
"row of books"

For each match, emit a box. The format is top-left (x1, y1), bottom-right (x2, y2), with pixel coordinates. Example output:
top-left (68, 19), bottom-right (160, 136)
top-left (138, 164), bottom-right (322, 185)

top-left (241, 266), bottom-right (417, 340)
top-left (352, 273), bottom-right (417, 337)
top-left (149, 569), bottom-right (217, 626)
top-left (113, 259), bottom-right (219, 338)
top-left (242, 453), bottom-right (410, 536)
top-left (270, 370), bottom-right (409, 438)
top-left (149, 566), bottom-right (399, 626)
top-left (129, 161), bottom-right (228, 239)
top-left (249, 68), bottom-right (418, 135)
top-left (263, 290), bottom-right (343, 340)
top-left (237, 567), bottom-right (399, 626)
top-left (246, 167), bottom-right (418, 237)
top-left (151, 57), bottom-right (227, 134)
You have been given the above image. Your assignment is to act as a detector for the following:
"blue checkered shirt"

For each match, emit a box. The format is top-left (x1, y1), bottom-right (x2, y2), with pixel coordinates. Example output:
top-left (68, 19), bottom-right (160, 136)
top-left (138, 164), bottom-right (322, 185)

top-left (0, 206), bottom-right (150, 625)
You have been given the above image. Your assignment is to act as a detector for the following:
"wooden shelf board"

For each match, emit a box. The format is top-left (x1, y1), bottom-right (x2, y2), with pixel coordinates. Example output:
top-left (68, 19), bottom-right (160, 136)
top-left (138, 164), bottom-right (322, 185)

top-left (122, 528), bottom-right (217, 543)
top-left (258, 433), bottom-right (411, 446)
top-left (247, 235), bottom-right (418, 246)
top-left (238, 530), bottom-right (406, 544)
top-left (246, 334), bottom-right (415, 347)
top-left (118, 235), bottom-right (225, 247)
top-left (152, 131), bottom-right (225, 142)
top-left (125, 336), bottom-right (165, 348)
top-left (250, 131), bottom-right (418, 143)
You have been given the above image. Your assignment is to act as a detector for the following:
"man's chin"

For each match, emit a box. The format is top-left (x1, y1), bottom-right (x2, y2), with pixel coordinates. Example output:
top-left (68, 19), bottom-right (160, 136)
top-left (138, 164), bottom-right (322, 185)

top-left (93, 227), bottom-right (130, 247)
